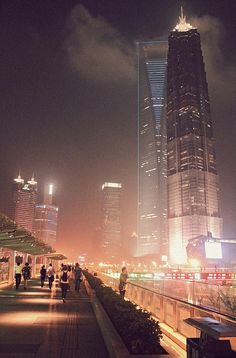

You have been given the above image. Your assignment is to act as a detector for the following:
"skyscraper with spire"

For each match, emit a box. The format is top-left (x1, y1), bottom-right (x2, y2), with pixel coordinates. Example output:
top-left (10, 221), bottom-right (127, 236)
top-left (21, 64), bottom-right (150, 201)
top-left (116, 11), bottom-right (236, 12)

top-left (137, 40), bottom-right (168, 258)
top-left (10, 174), bottom-right (38, 232)
top-left (167, 9), bottom-right (223, 264)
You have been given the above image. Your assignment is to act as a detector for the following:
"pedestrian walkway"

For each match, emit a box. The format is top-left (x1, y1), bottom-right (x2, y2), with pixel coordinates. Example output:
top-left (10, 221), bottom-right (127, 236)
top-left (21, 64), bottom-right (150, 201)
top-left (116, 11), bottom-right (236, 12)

top-left (0, 278), bottom-right (109, 358)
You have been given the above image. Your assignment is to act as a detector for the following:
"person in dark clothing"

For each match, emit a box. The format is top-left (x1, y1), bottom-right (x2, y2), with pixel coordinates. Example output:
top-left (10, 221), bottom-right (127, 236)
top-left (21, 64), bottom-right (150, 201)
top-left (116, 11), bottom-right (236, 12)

top-left (15, 262), bottom-right (22, 289)
top-left (74, 263), bottom-right (82, 291)
top-left (22, 262), bottom-right (31, 290)
top-left (40, 265), bottom-right (46, 287)
top-left (119, 267), bottom-right (128, 297)
top-left (60, 265), bottom-right (70, 303)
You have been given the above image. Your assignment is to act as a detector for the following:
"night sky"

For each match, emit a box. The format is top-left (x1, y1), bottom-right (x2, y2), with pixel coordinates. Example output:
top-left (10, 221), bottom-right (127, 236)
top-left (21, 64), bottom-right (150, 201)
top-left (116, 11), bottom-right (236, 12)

top-left (0, 0), bottom-right (235, 259)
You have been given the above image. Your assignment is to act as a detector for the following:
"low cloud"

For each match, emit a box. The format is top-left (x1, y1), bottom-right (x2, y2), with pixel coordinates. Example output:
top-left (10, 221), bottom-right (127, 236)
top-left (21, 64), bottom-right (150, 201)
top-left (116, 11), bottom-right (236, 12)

top-left (190, 15), bottom-right (236, 118)
top-left (191, 15), bottom-right (236, 236)
top-left (65, 4), bottom-right (135, 83)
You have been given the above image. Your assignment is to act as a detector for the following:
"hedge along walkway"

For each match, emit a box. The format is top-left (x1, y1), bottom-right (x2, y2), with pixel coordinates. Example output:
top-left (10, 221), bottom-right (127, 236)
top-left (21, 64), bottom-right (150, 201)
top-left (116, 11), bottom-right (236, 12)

top-left (0, 278), bottom-right (109, 358)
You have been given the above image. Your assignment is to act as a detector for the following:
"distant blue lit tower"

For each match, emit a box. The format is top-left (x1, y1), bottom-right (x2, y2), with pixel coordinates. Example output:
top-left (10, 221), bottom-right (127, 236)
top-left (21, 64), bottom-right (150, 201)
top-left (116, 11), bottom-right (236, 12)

top-left (101, 182), bottom-right (122, 261)
top-left (33, 184), bottom-right (58, 246)
top-left (137, 41), bottom-right (168, 258)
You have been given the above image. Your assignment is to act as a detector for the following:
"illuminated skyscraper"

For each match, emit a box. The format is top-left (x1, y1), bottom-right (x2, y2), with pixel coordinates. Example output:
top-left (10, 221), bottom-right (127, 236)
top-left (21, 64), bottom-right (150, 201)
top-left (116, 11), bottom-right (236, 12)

top-left (33, 184), bottom-right (58, 246)
top-left (167, 9), bottom-right (223, 264)
top-left (101, 182), bottom-right (122, 261)
top-left (10, 174), bottom-right (38, 232)
top-left (137, 41), bottom-right (168, 257)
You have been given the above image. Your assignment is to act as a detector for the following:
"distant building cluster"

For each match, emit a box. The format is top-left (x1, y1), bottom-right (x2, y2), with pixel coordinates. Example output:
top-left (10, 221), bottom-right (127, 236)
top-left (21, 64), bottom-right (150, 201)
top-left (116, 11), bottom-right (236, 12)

top-left (95, 11), bottom-right (226, 266)
top-left (9, 174), bottom-right (58, 247)
top-left (4, 10), bottom-right (228, 267)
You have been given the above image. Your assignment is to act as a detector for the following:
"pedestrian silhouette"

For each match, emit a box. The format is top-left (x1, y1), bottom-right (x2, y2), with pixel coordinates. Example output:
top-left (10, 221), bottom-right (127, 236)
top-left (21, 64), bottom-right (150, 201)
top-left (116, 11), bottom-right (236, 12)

top-left (40, 265), bottom-right (46, 288)
top-left (22, 262), bottom-right (31, 290)
top-left (15, 262), bottom-right (22, 289)
top-left (47, 263), bottom-right (55, 290)
top-left (60, 265), bottom-right (70, 303)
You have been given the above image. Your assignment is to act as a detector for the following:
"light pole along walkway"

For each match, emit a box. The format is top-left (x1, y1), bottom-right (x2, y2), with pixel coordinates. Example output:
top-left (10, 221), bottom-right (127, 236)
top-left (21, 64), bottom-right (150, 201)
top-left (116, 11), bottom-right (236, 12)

top-left (0, 278), bottom-right (109, 358)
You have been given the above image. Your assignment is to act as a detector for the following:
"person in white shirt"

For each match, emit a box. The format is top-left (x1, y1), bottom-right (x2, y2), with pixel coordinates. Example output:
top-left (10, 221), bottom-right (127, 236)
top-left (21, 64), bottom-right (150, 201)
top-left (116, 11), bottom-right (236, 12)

top-left (15, 262), bottom-right (22, 289)
top-left (47, 263), bottom-right (55, 290)
top-left (60, 265), bottom-right (70, 303)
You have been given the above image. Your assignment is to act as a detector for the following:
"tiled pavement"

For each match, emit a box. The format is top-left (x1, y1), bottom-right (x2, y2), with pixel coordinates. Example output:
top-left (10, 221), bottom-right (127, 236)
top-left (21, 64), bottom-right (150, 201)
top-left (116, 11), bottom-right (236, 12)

top-left (0, 279), bottom-right (109, 358)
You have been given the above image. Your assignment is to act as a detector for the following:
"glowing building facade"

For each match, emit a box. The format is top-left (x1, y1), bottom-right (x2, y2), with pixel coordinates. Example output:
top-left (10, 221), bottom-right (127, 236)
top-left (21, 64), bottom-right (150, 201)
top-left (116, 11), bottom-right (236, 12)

top-left (137, 41), bottom-right (168, 257)
top-left (167, 10), bottom-right (223, 264)
top-left (101, 182), bottom-right (122, 261)
top-left (33, 184), bottom-right (58, 246)
top-left (10, 174), bottom-right (38, 232)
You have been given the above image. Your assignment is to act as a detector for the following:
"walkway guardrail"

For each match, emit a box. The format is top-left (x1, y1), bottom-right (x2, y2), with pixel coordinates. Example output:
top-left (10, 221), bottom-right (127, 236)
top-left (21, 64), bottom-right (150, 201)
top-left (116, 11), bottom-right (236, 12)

top-left (97, 272), bottom-right (236, 342)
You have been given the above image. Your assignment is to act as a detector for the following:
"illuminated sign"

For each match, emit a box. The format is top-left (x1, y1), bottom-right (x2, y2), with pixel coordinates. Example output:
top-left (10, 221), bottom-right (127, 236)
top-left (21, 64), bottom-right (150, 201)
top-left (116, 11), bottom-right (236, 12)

top-left (201, 273), bottom-right (235, 280)
top-left (205, 241), bottom-right (222, 259)
top-left (164, 272), bottom-right (236, 280)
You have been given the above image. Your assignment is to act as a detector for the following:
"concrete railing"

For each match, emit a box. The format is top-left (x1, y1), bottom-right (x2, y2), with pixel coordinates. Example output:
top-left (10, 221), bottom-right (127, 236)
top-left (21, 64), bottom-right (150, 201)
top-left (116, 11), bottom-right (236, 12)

top-left (97, 272), bottom-right (236, 344)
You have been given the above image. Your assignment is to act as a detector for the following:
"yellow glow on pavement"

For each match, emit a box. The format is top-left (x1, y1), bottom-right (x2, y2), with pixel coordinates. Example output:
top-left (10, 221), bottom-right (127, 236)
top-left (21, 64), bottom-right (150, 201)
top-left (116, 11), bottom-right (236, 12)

top-left (20, 298), bottom-right (58, 305)
top-left (0, 311), bottom-right (67, 325)
top-left (16, 291), bottom-right (49, 296)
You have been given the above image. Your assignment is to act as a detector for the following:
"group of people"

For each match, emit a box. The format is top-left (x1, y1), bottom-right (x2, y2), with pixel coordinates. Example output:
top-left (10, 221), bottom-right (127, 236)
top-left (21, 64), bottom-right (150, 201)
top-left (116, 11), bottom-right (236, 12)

top-left (15, 261), bottom-right (127, 301)
top-left (59, 262), bottom-right (83, 303)
top-left (14, 261), bottom-right (83, 303)
top-left (15, 262), bottom-right (31, 290)
top-left (39, 263), bottom-right (55, 289)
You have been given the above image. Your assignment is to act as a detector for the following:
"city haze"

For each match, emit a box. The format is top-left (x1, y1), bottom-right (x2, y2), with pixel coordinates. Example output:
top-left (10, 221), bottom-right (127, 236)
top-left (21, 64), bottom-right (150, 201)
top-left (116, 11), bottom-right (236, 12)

top-left (0, 0), bottom-right (235, 259)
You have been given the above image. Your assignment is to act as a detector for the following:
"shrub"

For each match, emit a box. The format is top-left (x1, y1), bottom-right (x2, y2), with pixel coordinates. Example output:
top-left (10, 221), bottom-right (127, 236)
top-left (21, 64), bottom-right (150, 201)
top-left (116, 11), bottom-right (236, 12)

top-left (83, 271), bottom-right (163, 355)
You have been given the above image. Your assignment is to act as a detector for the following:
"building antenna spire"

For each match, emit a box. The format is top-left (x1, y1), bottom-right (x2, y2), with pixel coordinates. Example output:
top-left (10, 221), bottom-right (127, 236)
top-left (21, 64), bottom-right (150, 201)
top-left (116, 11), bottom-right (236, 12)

top-left (14, 170), bottom-right (24, 183)
top-left (181, 6), bottom-right (184, 20)
top-left (173, 5), bottom-right (194, 32)
top-left (28, 172), bottom-right (37, 186)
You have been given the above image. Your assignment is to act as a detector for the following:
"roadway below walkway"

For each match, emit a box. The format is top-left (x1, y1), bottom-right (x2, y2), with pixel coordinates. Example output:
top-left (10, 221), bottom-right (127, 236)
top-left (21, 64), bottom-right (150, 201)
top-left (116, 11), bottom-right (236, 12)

top-left (0, 278), bottom-right (109, 358)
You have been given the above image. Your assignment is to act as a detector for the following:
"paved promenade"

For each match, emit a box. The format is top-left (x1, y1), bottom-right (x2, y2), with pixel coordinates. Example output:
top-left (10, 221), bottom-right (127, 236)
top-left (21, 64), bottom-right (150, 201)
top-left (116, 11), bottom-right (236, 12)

top-left (0, 278), bottom-right (109, 358)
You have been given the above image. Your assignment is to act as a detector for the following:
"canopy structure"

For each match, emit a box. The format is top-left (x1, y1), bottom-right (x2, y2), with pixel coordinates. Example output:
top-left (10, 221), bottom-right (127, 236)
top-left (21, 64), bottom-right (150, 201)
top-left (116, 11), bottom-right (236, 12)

top-left (0, 228), bottom-right (55, 256)
top-left (0, 214), bottom-right (67, 257)
top-left (44, 253), bottom-right (67, 261)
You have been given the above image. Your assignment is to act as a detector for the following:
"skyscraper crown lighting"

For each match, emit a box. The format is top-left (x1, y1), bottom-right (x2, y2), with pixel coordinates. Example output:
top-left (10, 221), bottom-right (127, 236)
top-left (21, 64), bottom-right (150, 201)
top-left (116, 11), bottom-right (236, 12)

top-left (102, 182), bottom-right (122, 190)
top-left (28, 175), bottom-right (37, 186)
top-left (173, 7), bottom-right (195, 32)
top-left (14, 173), bottom-right (24, 184)
top-left (49, 184), bottom-right (53, 196)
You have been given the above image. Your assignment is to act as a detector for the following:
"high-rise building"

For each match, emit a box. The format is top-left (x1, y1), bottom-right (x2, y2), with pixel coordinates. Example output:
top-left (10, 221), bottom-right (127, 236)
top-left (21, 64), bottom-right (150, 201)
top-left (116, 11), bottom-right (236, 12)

top-left (137, 41), bottom-right (168, 258)
top-left (101, 182), bottom-right (122, 261)
top-left (33, 184), bottom-right (58, 246)
top-left (167, 9), bottom-right (223, 264)
top-left (10, 174), bottom-right (38, 232)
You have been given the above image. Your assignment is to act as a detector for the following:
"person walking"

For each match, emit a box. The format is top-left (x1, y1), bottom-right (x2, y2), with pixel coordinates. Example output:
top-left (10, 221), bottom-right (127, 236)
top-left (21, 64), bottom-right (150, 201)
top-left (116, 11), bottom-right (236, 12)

top-left (15, 262), bottom-right (22, 290)
top-left (74, 263), bottom-right (82, 291)
top-left (22, 262), bottom-right (31, 290)
top-left (40, 265), bottom-right (47, 288)
top-left (119, 267), bottom-right (128, 297)
top-left (47, 263), bottom-right (55, 290)
top-left (60, 265), bottom-right (70, 303)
